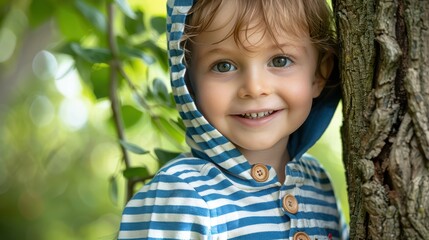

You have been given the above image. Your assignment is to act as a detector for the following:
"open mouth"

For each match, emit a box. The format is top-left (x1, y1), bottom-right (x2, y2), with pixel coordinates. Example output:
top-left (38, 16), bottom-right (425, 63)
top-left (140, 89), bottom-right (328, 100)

top-left (239, 110), bottom-right (276, 119)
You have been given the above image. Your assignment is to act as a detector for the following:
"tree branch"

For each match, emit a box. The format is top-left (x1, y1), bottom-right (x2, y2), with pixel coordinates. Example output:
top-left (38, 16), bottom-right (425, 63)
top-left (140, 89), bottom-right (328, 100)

top-left (107, 3), bottom-right (130, 168)
top-left (107, 2), bottom-right (135, 201)
top-left (117, 66), bottom-right (152, 111)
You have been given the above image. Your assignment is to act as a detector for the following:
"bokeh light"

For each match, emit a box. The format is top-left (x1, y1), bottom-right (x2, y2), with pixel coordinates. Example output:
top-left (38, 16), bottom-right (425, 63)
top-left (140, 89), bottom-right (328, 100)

top-left (0, 28), bottom-right (17, 63)
top-left (59, 98), bottom-right (89, 130)
top-left (29, 95), bottom-right (55, 127)
top-left (32, 51), bottom-right (58, 81)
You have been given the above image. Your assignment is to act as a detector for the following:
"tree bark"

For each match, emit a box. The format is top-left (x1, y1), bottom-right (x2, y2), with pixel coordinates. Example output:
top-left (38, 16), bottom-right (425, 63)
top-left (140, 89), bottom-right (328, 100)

top-left (335, 0), bottom-right (429, 238)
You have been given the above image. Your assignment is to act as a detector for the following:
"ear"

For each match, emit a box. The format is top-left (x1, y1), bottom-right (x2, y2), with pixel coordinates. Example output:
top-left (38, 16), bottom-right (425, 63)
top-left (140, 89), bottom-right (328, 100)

top-left (312, 53), bottom-right (334, 98)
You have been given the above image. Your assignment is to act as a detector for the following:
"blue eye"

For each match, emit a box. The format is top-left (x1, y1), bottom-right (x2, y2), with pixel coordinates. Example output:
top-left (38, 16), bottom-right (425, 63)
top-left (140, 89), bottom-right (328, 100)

top-left (270, 56), bottom-right (293, 68)
top-left (212, 62), bottom-right (237, 72)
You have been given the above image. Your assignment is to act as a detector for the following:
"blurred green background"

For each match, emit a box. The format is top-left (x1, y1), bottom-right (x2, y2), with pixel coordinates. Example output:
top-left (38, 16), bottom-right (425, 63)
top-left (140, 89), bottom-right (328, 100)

top-left (0, 0), bottom-right (348, 239)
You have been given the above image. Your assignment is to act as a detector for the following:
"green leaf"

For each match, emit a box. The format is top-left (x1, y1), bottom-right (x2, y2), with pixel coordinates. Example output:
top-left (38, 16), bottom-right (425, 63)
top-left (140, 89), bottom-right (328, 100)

top-left (119, 45), bottom-right (155, 65)
top-left (89, 66), bottom-right (109, 99)
top-left (121, 105), bottom-right (143, 128)
top-left (109, 176), bottom-right (118, 205)
top-left (70, 43), bottom-right (112, 63)
top-left (55, 7), bottom-right (89, 40)
top-left (143, 84), bottom-right (156, 102)
top-left (132, 92), bottom-right (150, 110)
top-left (138, 40), bottom-right (168, 72)
top-left (29, 0), bottom-right (54, 27)
top-left (153, 117), bottom-right (185, 144)
top-left (152, 78), bottom-right (169, 103)
top-left (173, 117), bottom-right (186, 131)
top-left (154, 148), bottom-right (180, 166)
top-left (0, 4), bottom-right (10, 25)
top-left (74, 0), bottom-right (106, 33)
top-left (119, 140), bottom-right (149, 155)
top-left (150, 16), bottom-right (166, 35)
top-left (169, 92), bottom-right (177, 108)
top-left (124, 10), bottom-right (145, 35)
top-left (115, 0), bottom-right (136, 19)
top-left (123, 167), bottom-right (150, 179)
top-left (75, 57), bottom-right (92, 82)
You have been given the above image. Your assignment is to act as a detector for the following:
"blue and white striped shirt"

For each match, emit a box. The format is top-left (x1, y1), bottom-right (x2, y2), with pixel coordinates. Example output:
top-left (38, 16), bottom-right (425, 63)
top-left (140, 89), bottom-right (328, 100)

top-left (119, 154), bottom-right (348, 239)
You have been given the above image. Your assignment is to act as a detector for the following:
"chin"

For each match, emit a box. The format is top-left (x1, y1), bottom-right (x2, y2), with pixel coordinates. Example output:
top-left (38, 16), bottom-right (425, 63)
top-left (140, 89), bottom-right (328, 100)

top-left (236, 142), bottom-right (279, 152)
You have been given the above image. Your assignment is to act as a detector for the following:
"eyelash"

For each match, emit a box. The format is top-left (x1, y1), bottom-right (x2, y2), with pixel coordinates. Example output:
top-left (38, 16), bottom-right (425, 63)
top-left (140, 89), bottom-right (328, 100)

top-left (268, 55), bottom-right (294, 68)
top-left (210, 55), bottom-right (294, 73)
top-left (211, 61), bottom-right (237, 73)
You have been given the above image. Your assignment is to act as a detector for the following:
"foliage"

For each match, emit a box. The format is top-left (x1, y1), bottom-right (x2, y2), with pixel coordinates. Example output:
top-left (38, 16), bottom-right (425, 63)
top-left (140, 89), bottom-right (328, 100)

top-left (30, 0), bottom-right (186, 199)
top-left (0, 0), bottom-right (187, 239)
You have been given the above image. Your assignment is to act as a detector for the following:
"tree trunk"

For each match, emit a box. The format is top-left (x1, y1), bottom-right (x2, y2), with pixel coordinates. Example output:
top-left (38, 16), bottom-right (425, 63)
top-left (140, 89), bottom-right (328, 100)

top-left (334, 0), bottom-right (429, 239)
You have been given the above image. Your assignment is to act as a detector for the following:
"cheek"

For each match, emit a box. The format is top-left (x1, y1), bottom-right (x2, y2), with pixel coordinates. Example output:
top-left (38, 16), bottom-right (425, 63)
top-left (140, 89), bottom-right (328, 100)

top-left (194, 82), bottom-right (229, 117)
top-left (279, 80), bottom-right (315, 106)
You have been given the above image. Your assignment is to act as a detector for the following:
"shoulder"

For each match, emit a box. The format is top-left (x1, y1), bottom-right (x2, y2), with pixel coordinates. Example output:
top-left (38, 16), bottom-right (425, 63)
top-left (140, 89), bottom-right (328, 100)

top-left (159, 153), bottom-right (210, 176)
top-left (300, 153), bottom-right (327, 170)
top-left (292, 153), bottom-right (332, 184)
top-left (127, 154), bottom-right (211, 205)
top-left (119, 155), bottom-right (213, 239)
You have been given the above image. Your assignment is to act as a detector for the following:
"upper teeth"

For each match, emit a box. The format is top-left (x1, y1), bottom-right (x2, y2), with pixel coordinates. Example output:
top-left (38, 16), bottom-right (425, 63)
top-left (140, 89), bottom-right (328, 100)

top-left (241, 111), bottom-right (274, 119)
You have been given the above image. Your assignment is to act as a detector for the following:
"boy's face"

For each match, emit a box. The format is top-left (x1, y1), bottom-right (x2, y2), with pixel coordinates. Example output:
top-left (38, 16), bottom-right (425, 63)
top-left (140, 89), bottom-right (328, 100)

top-left (188, 1), bottom-right (331, 154)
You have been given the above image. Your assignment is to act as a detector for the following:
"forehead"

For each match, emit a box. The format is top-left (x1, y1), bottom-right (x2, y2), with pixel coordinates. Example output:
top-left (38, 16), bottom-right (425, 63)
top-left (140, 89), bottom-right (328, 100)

top-left (193, 0), bottom-right (309, 50)
top-left (188, 0), bottom-right (310, 46)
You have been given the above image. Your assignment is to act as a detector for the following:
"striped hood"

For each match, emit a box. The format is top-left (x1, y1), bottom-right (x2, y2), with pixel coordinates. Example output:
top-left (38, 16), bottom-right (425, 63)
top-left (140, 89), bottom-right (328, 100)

top-left (167, 0), bottom-right (341, 182)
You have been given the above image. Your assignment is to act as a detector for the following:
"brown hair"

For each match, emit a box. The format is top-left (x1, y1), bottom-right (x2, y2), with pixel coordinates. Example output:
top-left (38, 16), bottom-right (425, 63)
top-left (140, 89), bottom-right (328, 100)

top-left (182, 0), bottom-right (339, 88)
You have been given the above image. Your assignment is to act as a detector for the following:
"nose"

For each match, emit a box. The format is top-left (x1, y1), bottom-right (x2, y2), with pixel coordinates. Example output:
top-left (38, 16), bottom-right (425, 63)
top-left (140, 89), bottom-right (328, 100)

top-left (238, 68), bottom-right (272, 98)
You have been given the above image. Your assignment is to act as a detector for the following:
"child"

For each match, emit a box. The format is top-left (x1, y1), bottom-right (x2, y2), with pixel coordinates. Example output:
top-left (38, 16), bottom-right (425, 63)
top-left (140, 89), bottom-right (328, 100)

top-left (119, 0), bottom-right (349, 239)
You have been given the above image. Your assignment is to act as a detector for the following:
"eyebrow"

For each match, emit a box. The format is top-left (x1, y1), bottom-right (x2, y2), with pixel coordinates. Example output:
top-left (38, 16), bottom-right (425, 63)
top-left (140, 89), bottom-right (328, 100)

top-left (205, 47), bottom-right (232, 55)
top-left (270, 43), bottom-right (307, 53)
top-left (202, 43), bottom-right (306, 56)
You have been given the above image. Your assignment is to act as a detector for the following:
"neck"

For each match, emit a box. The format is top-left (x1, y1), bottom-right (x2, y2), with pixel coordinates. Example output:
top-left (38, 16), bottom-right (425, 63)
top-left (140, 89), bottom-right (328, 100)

top-left (238, 137), bottom-right (290, 183)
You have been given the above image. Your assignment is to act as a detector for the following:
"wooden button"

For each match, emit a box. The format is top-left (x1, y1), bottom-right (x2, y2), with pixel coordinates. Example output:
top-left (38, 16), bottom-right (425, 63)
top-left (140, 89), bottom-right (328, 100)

top-left (251, 164), bottom-right (269, 182)
top-left (293, 232), bottom-right (310, 240)
top-left (283, 194), bottom-right (298, 214)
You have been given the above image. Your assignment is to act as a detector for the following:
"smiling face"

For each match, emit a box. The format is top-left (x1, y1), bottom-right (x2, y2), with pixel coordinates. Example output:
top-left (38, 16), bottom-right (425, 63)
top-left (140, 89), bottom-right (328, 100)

top-left (188, 1), bottom-right (332, 160)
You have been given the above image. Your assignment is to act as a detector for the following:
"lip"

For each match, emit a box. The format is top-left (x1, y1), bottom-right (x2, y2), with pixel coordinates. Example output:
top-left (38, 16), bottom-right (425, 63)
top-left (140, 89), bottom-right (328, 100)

top-left (233, 108), bottom-right (282, 115)
top-left (231, 109), bottom-right (283, 127)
